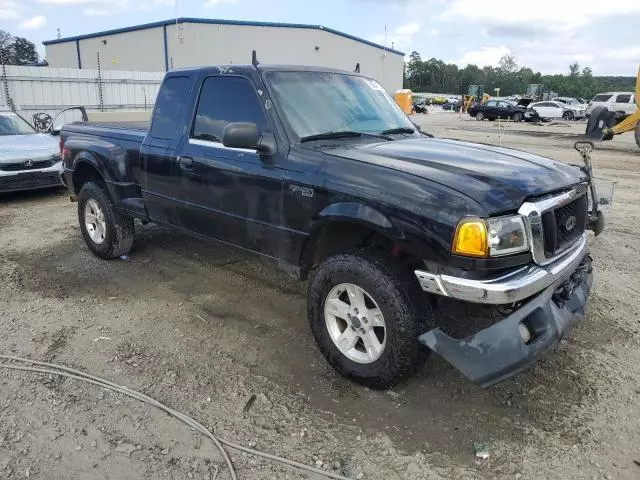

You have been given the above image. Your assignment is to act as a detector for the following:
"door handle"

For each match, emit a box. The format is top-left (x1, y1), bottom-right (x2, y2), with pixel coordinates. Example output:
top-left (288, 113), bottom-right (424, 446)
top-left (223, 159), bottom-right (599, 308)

top-left (178, 156), bottom-right (193, 169)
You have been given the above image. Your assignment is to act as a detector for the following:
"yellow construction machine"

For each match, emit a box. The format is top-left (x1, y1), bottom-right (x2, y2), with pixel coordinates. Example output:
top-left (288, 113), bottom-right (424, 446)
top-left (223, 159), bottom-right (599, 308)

top-left (586, 67), bottom-right (640, 150)
top-left (462, 85), bottom-right (490, 112)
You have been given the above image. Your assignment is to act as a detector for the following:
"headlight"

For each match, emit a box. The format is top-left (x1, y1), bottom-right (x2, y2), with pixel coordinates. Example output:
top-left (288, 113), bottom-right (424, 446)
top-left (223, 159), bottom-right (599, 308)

top-left (486, 215), bottom-right (529, 256)
top-left (452, 215), bottom-right (529, 258)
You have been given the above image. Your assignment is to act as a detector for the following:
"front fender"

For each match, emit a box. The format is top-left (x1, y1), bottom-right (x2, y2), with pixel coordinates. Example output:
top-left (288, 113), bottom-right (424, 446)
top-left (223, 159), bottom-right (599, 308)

top-left (313, 202), bottom-right (398, 236)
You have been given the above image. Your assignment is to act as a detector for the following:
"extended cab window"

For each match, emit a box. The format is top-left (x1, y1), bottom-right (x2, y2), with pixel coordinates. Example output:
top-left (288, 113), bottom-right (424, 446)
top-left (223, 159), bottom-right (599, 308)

top-left (192, 76), bottom-right (267, 143)
top-left (150, 76), bottom-right (190, 140)
top-left (615, 94), bottom-right (631, 103)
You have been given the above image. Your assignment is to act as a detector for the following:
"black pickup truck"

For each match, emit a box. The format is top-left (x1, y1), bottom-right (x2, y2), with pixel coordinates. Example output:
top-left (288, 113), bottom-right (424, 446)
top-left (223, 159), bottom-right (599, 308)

top-left (60, 64), bottom-right (603, 389)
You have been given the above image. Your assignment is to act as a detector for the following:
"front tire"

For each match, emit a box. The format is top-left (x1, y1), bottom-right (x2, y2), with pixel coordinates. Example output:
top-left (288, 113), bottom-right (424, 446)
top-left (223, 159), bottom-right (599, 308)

top-left (513, 112), bottom-right (524, 122)
top-left (78, 182), bottom-right (134, 260)
top-left (307, 253), bottom-right (430, 390)
top-left (476, 112), bottom-right (484, 121)
top-left (563, 111), bottom-right (574, 120)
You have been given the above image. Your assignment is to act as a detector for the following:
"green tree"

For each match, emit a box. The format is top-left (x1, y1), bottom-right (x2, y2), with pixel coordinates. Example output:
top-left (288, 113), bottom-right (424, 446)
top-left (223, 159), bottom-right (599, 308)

top-left (12, 37), bottom-right (38, 64)
top-left (0, 30), bottom-right (39, 65)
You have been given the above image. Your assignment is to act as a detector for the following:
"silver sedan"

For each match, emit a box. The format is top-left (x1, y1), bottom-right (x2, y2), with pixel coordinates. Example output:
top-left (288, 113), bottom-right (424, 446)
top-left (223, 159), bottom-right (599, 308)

top-left (0, 110), bottom-right (62, 193)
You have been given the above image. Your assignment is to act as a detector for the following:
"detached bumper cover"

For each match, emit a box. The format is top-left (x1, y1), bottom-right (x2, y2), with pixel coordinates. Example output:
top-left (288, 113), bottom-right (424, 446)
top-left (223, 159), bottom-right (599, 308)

top-left (419, 255), bottom-right (592, 387)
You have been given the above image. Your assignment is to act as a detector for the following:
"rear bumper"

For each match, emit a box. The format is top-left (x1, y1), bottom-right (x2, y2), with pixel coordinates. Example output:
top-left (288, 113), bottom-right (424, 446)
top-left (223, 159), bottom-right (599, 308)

top-left (0, 161), bottom-right (63, 193)
top-left (419, 254), bottom-right (592, 387)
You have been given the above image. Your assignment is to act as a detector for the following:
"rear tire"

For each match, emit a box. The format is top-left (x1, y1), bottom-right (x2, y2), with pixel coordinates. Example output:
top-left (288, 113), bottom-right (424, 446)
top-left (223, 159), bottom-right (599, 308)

top-left (476, 112), bottom-right (484, 121)
top-left (307, 253), bottom-right (430, 390)
top-left (78, 182), bottom-right (134, 260)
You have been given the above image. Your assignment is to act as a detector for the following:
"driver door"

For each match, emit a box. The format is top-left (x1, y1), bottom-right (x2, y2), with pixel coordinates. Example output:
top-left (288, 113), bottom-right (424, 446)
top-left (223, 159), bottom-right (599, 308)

top-left (175, 75), bottom-right (286, 257)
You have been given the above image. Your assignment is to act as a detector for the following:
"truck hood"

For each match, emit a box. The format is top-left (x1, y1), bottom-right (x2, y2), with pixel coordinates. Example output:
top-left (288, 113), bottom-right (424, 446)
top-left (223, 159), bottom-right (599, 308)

top-left (323, 137), bottom-right (588, 215)
top-left (0, 133), bottom-right (59, 163)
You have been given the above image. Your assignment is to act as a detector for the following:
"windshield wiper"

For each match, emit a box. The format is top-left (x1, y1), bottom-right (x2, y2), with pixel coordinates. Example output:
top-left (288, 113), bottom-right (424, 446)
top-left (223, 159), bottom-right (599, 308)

top-left (380, 127), bottom-right (416, 135)
top-left (300, 131), bottom-right (391, 143)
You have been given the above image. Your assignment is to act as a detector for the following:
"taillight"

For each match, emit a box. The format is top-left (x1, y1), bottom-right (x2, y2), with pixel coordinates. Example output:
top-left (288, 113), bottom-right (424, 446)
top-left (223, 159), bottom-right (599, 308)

top-left (59, 138), bottom-right (70, 160)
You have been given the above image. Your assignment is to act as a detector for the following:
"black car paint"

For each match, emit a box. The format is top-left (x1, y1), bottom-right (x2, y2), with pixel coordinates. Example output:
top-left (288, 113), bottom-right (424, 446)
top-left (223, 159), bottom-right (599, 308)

top-left (62, 65), bottom-right (587, 280)
top-left (469, 100), bottom-right (527, 120)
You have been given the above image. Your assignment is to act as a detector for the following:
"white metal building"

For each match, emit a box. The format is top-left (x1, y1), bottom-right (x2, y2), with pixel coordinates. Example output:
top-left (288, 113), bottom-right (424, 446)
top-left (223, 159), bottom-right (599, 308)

top-left (43, 18), bottom-right (405, 92)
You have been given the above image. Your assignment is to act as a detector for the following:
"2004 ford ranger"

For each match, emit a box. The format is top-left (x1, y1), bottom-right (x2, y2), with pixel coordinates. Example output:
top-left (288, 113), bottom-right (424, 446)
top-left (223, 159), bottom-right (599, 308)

top-left (59, 64), bottom-right (605, 389)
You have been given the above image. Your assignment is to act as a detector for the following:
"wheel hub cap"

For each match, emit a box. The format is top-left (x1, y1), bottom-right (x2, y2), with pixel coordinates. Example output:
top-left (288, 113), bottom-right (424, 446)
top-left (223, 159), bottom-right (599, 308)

top-left (324, 283), bottom-right (387, 364)
top-left (85, 198), bottom-right (106, 245)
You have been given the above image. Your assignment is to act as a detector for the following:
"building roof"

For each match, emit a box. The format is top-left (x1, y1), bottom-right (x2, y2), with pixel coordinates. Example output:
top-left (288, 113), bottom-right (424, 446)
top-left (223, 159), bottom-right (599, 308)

top-left (43, 17), bottom-right (405, 56)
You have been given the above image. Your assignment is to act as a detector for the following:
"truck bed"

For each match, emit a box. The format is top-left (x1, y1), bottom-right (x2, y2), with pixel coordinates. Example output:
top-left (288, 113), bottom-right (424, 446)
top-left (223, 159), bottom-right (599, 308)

top-left (63, 121), bottom-right (148, 143)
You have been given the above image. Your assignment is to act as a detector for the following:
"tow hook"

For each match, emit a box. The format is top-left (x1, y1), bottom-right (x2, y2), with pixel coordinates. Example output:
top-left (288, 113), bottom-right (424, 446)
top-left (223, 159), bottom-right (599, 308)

top-left (574, 141), bottom-right (605, 236)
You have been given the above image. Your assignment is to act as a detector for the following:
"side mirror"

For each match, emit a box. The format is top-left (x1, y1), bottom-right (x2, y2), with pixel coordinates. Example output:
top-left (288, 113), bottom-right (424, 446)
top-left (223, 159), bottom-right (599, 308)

top-left (222, 122), bottom-right (276, 156)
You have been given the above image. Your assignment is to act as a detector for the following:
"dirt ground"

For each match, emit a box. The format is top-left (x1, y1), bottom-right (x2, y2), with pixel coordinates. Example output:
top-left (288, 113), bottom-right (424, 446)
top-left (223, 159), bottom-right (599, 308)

top-left (1, 112), bottom-right (639, 480)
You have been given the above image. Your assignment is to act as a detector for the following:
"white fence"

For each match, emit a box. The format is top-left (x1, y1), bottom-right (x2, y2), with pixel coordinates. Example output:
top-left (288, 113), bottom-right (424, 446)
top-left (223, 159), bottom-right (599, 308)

top-left (0, 65), bottom-right (164, 122)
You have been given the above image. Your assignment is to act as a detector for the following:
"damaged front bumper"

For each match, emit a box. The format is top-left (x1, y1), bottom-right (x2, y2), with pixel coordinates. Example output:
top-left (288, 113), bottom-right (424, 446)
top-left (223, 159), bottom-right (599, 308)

top-left (415, 237), bottom-right (593, 387)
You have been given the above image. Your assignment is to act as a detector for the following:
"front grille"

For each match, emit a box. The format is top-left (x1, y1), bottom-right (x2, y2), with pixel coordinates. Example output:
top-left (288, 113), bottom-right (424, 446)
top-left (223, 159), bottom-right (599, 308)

top-left (0, 159), bottom-right (54, 172)
top-left (0, 172), bottom-right (61, 191)
top-left (541, 193), bottom-right (588, 257)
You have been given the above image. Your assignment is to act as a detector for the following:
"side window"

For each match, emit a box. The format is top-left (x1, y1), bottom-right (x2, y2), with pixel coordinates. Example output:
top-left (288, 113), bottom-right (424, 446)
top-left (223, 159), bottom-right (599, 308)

top-left (192, 76), bottom-right (267, 143)
top-left (615, 94), bottom-right (631, 103)
top-left (485, 100), bottom-right (497, 107)
top-left (150, 76), bottom-right (190, 140)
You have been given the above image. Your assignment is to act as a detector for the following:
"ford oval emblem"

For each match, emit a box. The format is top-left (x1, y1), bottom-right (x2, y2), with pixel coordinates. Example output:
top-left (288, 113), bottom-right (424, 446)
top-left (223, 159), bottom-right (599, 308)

top-left (24, 159), bottom-right (33, 168)
top-left (565, 215), bottom-right (577, 231)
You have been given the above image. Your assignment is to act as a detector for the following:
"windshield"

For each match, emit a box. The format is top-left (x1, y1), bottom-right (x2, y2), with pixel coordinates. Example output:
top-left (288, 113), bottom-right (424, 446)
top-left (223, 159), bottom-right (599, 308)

top-left (0, 112), bottom-right (36, 135)
top-left (266, 71), bottom-right (415, 140)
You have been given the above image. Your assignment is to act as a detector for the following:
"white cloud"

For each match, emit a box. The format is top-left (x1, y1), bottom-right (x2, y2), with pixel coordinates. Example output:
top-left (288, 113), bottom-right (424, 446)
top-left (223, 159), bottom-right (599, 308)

top-left (396, 22), bottom-right (419, 36)
top-left (84, 8), bottom-right (111, 15)
top-left (36, 0), bottom-right (101, 4)
top-left (442, 0), bottom-right (640, 33)
top-left (21, 15), bottom-right (46, 29)
top-left (0, 0), bottom-right (20, 19)
top-left (204, 0), bottom-right (236, 6)
top-left (457, 45), bottom-right (511, 67)
top-left (429, 29), bottom-right (439, 36)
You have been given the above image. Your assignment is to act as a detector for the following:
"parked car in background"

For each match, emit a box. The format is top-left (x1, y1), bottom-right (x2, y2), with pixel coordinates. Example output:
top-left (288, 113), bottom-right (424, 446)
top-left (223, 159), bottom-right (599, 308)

top-left (586, 92), bottom-right (636, 117)
top-left (551, 97), bottom-right (587, 120)
top-left (529, 101), bottom-right (565, 121)
top-left (0, 109), bottom-right (62, 193)
top-left (442, 101), bottom-right (461, 111)
top-left (468, 99), bottom-right (530, 121)
top-left (413, 98), bottom-right (428, 113)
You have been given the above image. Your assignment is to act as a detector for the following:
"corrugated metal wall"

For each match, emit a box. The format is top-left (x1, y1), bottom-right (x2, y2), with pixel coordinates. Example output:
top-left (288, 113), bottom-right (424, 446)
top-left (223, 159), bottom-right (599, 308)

top-left (0, 65), bottom-right (164, 120)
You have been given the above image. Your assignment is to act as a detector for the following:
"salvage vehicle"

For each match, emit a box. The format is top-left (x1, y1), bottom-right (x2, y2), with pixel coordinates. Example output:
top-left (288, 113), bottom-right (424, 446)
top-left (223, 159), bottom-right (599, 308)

top-left (529, 101), bottom-right (565, 121)
top-left (552, 97), bottom-right (587, 120)
top-left (468, 99), bottom-right (531, 121)
top-left (0, 108), bottom-right (63, 193)
top-left (60, 63), bottom-right (605, 389)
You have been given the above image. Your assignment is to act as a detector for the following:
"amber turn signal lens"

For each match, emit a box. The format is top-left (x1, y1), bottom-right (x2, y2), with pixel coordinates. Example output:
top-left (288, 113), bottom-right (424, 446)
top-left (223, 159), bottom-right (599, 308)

top-left (452, 218), bottom-right (488, 257)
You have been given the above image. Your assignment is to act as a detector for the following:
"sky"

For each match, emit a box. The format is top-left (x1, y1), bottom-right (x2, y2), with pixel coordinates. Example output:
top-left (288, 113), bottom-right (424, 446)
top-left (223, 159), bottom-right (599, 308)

top-left (0, 0), bottom-right (638, 76)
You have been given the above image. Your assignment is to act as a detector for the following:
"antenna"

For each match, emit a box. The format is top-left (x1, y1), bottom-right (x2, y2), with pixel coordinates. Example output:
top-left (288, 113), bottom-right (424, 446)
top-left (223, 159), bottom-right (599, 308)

top-left (354, 63), bottom-right (360, 73)
top-left (252, 50), bottom-right (259, 67)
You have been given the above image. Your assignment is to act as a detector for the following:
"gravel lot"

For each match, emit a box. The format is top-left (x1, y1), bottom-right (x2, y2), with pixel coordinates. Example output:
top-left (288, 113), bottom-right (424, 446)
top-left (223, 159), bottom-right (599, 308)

top-left (1, 112), bottom-right (639, 480)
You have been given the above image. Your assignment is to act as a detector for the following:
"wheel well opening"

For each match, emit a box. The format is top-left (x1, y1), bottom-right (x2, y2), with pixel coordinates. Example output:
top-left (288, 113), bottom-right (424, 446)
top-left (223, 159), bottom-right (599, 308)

top-left (72, 162), bottom-right (105, 194)
top-left (300, 221), bottom-right (421, 279)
